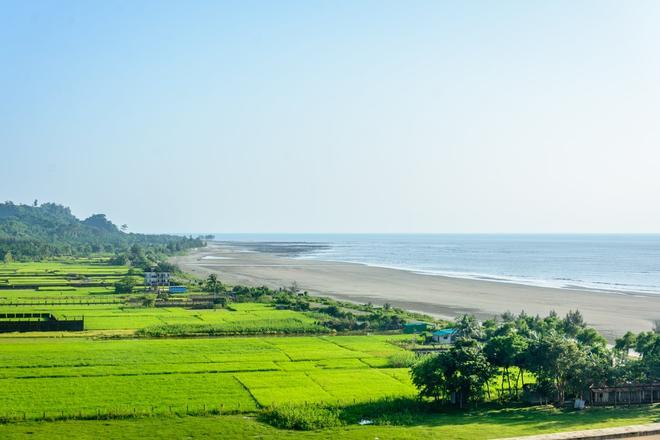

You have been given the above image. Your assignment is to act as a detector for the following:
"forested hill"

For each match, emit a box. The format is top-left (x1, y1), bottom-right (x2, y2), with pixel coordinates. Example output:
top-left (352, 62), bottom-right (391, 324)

top-left (0, 201), bottom-right (204, 260)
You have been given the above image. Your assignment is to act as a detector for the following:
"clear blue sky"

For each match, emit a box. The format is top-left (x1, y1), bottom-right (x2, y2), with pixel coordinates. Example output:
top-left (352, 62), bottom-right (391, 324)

top-left (2, 1), bottom-right (659, 233)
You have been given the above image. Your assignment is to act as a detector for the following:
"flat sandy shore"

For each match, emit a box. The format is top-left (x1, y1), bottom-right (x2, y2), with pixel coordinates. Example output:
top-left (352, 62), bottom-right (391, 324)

top-left (171, 243), bottom-right (660, 341)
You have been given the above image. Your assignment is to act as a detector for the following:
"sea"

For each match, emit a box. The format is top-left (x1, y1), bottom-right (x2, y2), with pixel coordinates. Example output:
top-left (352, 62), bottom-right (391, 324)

top-left (208, 234), bottom-right (660, 295)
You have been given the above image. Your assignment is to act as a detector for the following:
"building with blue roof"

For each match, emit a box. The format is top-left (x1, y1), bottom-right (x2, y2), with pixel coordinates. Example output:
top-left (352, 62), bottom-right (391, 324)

top-left (431, 328), bottom-right (457, 345)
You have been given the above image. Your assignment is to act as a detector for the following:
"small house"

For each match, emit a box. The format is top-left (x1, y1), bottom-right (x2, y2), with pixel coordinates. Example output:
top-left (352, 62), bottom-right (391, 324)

top-left (144, 272), bottom-right (170, 287)
top-left (403, 321), bottom-right (432, 334)
top-left (590, 383), bottom-right (660, 405)
top-left (168, 286), bottom-right (188, 294)
top-left (431, 328), bottom-right (457, 344)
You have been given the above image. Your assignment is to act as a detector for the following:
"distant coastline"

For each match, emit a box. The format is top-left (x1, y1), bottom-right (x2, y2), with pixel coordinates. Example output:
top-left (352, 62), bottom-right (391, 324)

top-left (172, 242), bottom-right (660, 341)
top-left (210, 234), bottom-right (660, 296)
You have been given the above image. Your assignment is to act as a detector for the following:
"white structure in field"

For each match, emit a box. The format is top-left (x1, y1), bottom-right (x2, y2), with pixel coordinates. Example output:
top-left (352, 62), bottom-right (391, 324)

top-left (431, 328), bottom-right (457, 345)
top-left (144, 272), bottom-right (170, 287)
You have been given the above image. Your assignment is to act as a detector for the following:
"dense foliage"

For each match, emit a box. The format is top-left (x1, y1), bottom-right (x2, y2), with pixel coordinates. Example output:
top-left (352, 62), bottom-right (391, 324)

top-left (614, 329), bottom-right (660, 384)
top-left (0, 201), bottom-right (204, 261)
top-left (411, 310), bottom-right (659, 407)
top-left (259, 404), bottom-right (342, 430)
top-left (192, 274), bottom-right (442, 333)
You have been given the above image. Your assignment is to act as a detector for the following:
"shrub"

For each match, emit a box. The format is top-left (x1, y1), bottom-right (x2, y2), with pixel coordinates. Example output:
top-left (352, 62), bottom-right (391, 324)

top-left (387, 351), bottom-right (417, 368)
top-left (114, 276), bottom-right (136, 294)
top-left (135, 320), bottom-right (329, 337)
top-left (260, 404), bottom-right (342, 430)
top-left (338, 397), bottom-right (430, 426)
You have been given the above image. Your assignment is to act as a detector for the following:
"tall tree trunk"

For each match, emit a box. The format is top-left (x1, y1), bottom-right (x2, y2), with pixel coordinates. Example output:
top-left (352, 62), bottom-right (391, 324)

top-left (501, 373), bottom-right (506, 401)
top-left (515, 369), bottom-right (523, 396)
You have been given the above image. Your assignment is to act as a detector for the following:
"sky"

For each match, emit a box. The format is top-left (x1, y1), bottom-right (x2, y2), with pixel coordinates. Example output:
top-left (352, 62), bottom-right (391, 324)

top-left (1, 1), bottom-right (660, 234)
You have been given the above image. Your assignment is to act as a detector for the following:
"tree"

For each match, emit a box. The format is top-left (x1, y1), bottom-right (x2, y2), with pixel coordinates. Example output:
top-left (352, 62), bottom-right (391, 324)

top-left (576, 327), bottom-right (607, 348)
top-left (411, 351), bottom-right (454, 402)
top-left (454, 314), bottom-right (483, 341)
top-left (114, 276), bottom-right (136, 294)
top-left (635, 332), bottom-right (659, 359)
top-left (563, 310), bottom-right (586, 336)
top-left (33, 199), bottom-right (38, 207)
top-left (615, 331), bottom-right (637, 358)
top-left (484, 332), bottom-right (528, 398)
top-left (451, 338), bottom-right (494, 407)
top-left (411, 335), bottom-right (494, 407)
top-left (204, 274), bottom-right (224, 294)
top-left (3, 251), bottom-right (13, 264)
top-left (121, 224), bottom-right (128, 233)
top-left (526, 334), bottom-right (587, 402)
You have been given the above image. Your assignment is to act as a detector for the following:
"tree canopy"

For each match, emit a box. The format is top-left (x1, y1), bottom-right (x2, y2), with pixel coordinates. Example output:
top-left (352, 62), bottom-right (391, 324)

top-left (0, 201), bottom-right (204, 260)
top-left (411, 310), bottom-right (658, 406)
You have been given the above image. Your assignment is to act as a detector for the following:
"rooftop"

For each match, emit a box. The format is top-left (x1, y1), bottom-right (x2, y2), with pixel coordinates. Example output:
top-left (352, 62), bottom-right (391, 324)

top-left (432, 328), bottom-right (457, 336)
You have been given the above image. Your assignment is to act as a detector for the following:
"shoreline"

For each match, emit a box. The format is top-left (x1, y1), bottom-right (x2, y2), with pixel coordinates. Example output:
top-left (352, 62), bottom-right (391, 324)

top-left (297, 258), bottom-right (656, 298)
top-left (172, 243), bottom-right (660, 341)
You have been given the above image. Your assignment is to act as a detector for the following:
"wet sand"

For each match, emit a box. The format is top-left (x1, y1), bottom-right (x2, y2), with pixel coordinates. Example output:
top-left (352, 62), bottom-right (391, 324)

top-left (171, 243), bottom-right (660, 341)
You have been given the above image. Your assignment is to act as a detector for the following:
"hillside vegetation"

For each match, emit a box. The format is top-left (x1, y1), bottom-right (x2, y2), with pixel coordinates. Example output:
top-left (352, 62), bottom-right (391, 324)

top-left (0, 201), bottom-right (204, 260)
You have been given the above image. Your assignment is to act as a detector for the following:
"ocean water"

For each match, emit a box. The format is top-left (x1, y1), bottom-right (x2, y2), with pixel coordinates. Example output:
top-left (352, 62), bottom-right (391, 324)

top-left (210, 234), bottom-right (660, 295)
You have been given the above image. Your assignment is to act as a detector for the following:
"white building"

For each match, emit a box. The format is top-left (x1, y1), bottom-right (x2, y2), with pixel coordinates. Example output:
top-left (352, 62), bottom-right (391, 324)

top-left (144, 272), bottom-right (170, 287)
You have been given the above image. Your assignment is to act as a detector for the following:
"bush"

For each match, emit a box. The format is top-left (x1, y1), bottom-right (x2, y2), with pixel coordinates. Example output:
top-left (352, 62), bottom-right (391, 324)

top-left (135, 320), bottom-right (329, 337)
top-left (260, 404), bottom-right (342, 431)
top-left (338, 397), bottom-right (431, 426)
top-left (387, 351), bottom-right (417, 368)
top-left (114, 276), bottom-right (136, 294)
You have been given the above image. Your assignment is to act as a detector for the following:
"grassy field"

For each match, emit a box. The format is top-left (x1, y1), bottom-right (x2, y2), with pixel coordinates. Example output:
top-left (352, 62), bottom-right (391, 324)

top-left (0, 302), bottom-right (326, 333)
top-left (0, 405), bottom-right (658, 440)
top-left (1, 259), bottom-right (657, 439)
top-left (0, 261), bottom-right (326, 335)
top-left (0, 334), bottom-right (415, 419)
top-left (0, 260), bottom-right (140, 289)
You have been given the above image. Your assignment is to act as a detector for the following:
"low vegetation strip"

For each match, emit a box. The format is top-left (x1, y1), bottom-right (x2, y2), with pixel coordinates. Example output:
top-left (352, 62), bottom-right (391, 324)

top-left (1, 406), bottom-right (659, 439)
top-left (136, 320), bottom-right (329, 337)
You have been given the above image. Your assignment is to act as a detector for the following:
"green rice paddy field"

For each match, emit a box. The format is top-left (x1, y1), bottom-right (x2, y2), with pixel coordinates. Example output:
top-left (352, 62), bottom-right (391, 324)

top-left (0, 302), bottom-right (326, 333)
top-left (1, 260), bottom-right (658, 438)
top-left (1, 333), bottom-right (658, 439)
top-left (0, 334), bottom-right (415, 419)
top-left (0, 260), bottom-right (141, 289)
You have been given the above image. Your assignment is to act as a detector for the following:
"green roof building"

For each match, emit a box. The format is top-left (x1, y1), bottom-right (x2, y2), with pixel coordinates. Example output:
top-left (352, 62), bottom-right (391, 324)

top-left (403, 321), bottom-right (432, 334)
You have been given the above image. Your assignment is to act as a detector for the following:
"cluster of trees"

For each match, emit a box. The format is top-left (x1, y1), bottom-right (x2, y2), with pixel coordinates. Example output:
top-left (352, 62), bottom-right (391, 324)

top-left (109, 244), bottom-right (181, 272)
top-left (312, 303), bottom-right (407, 332)
top-left (195, 275), bottom-right (429, 332)
top-left (614, 328), bottom-right (660, 383)
top-left (411, 311), bottom-right (659, 407)
top-left (114, 276), bottom-right (138, 294)
top-left (0, 201), bottom-right (204, 260)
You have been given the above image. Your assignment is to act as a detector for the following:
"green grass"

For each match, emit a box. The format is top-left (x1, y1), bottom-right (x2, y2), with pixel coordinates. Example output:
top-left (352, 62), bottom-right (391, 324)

top-left (0, 335), bottom-right (414, 419)
top-left (0, 405), bottom-right (658, 439)
top-left (0, 302), bottom-right (326, 333)
top-left (0, 260), bottom-right (137, 289)
top-left (1, 259), bottom-right (657, 439)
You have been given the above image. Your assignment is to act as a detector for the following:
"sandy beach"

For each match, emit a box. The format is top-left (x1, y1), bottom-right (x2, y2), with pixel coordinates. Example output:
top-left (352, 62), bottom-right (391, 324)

top-left (172, 243), bottom-right (660, 341)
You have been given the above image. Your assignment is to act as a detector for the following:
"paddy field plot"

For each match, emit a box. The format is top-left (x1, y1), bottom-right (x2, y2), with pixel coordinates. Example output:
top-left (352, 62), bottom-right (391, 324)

top-left (0, 302), bottom-right (325, 333)
top-left (0, 260), bottom-right (138, 289)
top-left (0, 334), bottom-right (415, 419)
